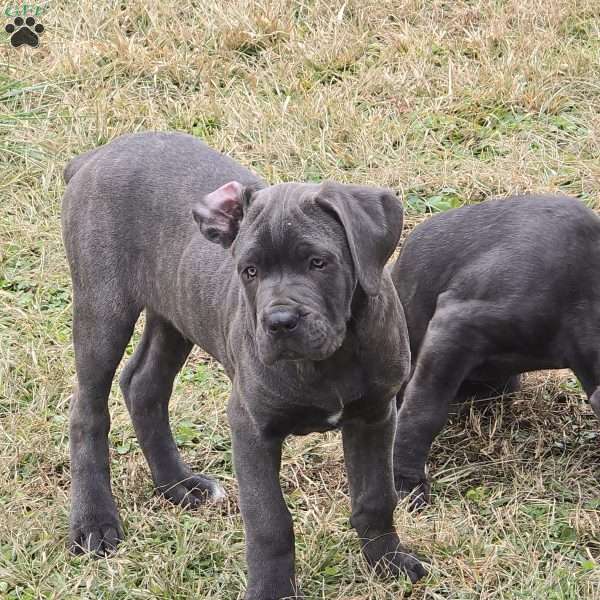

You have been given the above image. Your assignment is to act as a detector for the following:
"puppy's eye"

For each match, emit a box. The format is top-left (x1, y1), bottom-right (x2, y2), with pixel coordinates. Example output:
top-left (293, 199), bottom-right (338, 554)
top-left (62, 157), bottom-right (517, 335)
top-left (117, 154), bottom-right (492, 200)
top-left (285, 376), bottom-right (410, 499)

top-left (205, 227), bottom-right (220, 242)
top-left (310, 258), bottom-right (326, 270)
top-left (243, 266), bottom-right (257, 280)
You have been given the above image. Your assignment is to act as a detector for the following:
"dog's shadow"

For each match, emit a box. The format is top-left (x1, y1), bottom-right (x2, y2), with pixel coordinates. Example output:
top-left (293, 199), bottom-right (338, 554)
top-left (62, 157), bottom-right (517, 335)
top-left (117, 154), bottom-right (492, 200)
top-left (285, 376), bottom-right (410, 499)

top-left (429, 372), bottom-right (599, 497)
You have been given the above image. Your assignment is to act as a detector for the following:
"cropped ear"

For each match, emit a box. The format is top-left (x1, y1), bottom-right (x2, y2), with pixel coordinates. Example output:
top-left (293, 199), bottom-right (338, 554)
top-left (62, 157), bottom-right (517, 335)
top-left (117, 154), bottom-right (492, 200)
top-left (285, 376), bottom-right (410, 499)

top-left (192, 181), bottom-right (261, 248)
top-left (315, 182), bottom-right (403, 296)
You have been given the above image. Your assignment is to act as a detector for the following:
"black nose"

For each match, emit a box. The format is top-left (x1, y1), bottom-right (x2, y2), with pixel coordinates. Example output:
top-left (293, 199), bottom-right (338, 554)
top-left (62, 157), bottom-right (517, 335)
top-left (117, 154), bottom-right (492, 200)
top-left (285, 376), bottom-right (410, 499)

top-left (264, 308), bottom-right (300, 334)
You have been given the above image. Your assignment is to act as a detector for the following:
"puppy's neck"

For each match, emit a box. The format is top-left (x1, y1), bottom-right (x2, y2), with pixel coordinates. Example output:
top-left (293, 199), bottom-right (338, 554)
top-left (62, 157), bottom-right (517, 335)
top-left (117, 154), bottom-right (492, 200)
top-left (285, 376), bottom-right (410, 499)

top-left (349, 284), bottom-right (370, 320)
top-left (348, 281), bottom-right (401, 357)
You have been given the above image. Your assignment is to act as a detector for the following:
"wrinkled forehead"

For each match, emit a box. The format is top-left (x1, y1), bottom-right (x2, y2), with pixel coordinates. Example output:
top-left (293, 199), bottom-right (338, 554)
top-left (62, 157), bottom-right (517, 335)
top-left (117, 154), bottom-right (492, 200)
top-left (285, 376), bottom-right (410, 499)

top-left (234, 183), bottom-right (347, 257)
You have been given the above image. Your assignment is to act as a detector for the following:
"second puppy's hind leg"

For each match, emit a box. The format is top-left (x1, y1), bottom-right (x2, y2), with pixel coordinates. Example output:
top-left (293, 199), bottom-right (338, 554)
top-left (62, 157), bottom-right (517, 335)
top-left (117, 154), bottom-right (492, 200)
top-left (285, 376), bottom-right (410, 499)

top-left (394, 311), bottom-right (481, 509)
top-left (572, 363), bottom-right (600, 421)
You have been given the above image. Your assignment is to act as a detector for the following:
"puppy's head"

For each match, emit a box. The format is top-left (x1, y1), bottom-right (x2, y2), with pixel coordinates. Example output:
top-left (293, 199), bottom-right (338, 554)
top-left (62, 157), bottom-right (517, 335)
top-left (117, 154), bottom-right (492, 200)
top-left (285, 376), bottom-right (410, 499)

top-left (193, 181), bottom-right (403, 365)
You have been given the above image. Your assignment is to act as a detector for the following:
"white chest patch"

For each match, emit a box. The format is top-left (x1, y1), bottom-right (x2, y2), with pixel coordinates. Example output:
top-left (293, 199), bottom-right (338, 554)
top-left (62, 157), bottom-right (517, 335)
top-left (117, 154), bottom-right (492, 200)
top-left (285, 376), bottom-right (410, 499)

top-left (327, 410), bottom-right (343, 426)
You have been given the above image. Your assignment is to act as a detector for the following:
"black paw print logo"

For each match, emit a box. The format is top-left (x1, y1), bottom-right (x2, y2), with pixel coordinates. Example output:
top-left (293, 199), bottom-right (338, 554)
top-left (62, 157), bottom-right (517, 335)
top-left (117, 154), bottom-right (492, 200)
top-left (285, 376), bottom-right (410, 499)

top-left (5, 16), bottom-right (44, 48)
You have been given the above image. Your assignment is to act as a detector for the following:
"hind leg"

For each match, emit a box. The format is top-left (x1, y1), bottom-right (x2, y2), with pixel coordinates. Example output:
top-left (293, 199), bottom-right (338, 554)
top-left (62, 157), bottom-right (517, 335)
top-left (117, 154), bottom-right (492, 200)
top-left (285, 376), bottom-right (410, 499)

top-left (592, 388), bottom-right (600, 420)
top-left (571, 364), bottom-right (600, 421)
top-left (394, 312), bottom-right (483, 509)
top-left (69, 294), bottom-right (140, 555)
top-left (120, 311), bottom-right (225, 508)
top-left (394, 360), bottom-right (472, 509)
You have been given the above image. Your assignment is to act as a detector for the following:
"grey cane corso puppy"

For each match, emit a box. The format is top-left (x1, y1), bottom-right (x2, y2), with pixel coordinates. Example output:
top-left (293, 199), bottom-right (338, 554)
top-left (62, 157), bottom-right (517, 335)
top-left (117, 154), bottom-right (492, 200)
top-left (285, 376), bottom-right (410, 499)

top-left (392, 194), bottom-right (600, 508)
top-left (62, 132), bottom-right (426, 598)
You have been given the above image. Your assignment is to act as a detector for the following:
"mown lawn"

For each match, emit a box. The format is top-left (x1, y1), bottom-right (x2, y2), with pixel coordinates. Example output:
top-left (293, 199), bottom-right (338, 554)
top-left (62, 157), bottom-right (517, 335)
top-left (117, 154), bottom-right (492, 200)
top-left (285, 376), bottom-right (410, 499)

top-left (1, 1), bottom-right (599, 598)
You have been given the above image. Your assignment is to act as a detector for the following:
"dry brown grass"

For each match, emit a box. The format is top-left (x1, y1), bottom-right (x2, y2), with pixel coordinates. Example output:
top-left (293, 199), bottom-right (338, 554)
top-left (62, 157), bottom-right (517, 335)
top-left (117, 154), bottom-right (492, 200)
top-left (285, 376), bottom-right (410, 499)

top-left (1, 1), bottom-right (599, 598)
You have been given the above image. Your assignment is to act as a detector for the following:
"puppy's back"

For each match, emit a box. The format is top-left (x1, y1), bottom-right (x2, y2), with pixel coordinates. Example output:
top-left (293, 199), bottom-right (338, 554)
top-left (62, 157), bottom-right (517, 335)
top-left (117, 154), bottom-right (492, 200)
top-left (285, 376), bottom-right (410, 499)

top-left (392, 195), bottom-right (600, 353)
top-left (61, 132), bottom-right (261, 313)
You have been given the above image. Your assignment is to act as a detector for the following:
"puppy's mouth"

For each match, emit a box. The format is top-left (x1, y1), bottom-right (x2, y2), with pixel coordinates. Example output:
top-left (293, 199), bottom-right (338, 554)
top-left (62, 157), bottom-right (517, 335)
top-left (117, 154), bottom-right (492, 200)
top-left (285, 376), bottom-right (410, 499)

top-left (256, 316), bottom-right (345, 366)
top-left (272, 348), bottom-right (305, 362)
top-left (259, 344), bottom-right (339, 366)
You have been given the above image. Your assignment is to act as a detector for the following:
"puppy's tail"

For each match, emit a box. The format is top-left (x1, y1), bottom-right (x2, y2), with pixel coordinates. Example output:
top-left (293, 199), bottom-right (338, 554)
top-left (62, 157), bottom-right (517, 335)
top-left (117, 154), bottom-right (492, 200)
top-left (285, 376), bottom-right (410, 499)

top-left (63, 146), bottom-right (103, 184)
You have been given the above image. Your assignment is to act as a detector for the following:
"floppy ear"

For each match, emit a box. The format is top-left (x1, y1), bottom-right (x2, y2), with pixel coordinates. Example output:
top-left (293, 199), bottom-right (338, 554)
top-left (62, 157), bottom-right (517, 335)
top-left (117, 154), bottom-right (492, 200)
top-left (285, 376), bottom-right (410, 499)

top-left (315, 182), bottom-right (403, 296)
top-left (192, 181), bottom-right (261, 248)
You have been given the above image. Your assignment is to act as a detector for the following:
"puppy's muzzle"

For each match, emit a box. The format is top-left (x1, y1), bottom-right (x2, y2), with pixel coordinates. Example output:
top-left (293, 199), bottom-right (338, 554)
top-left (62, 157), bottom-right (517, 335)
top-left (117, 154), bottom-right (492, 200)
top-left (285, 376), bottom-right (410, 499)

top-left (263, 307), bottom-right (301, 335)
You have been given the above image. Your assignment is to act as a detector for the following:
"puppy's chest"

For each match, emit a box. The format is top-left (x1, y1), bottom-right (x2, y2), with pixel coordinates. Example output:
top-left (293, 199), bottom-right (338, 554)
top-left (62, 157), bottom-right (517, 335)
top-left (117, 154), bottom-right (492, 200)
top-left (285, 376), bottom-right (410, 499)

top-left (264, 363), bottom-right (398, 437)
top-left (274, 406), bottom-right (345, 437)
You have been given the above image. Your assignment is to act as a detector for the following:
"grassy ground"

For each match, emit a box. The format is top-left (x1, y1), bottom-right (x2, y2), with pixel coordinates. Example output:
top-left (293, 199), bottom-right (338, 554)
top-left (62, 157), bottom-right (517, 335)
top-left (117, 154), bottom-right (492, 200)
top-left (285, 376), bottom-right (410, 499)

top-left (1, 0), bottom-right (599, 598)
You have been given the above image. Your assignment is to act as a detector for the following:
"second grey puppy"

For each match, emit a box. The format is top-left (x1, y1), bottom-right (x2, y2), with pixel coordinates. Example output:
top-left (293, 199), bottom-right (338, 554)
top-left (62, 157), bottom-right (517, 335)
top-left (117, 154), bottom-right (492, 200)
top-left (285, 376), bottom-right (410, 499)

top-left (391, 195), bottom-right (600, 508)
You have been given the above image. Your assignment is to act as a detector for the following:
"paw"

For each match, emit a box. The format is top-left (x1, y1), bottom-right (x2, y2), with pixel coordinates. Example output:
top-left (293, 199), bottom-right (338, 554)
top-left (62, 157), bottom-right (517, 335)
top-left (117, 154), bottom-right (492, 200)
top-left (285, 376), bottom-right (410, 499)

top-left (244, 592), bottom-right (304, 600)
top-left (158, 473), bottom-right (226, 508)
top-left (4, 16), bottom-right (44, 48)
top-left (244, 586), bottom-right (301, 600)
top-left (69, 512), bottom-right (123, 556)
top-left (362, 532), bottom-right (427, 583)
top-left (372, 547), bottom-right (428, 583)
top-left (361, 532), bottom-right (427, 584)
top-left (395, 474), bottom-right (430, 510)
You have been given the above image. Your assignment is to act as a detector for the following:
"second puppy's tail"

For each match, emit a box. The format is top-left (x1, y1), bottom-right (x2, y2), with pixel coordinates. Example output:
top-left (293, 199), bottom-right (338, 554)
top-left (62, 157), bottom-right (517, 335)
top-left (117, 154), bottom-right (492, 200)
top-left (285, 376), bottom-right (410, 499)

top-left (63, 146), bottom-right (104, 184)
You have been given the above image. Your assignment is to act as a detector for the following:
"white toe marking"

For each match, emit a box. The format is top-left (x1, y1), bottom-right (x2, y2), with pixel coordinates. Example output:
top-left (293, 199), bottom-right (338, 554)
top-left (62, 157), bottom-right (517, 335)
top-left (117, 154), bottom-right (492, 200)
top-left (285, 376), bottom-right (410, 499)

top-left (209, 481), bottom-right (227, 503)
top-left (327, 410), bottom-right (343, 426)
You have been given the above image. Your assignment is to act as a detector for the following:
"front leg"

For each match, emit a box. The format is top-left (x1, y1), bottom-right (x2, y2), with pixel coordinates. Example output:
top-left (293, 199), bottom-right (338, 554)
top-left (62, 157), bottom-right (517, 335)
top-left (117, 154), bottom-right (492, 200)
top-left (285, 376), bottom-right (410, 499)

top-left (342, 400), bottom-right (426, 583)
top-left (228, 396), bottom-right (298, 600)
